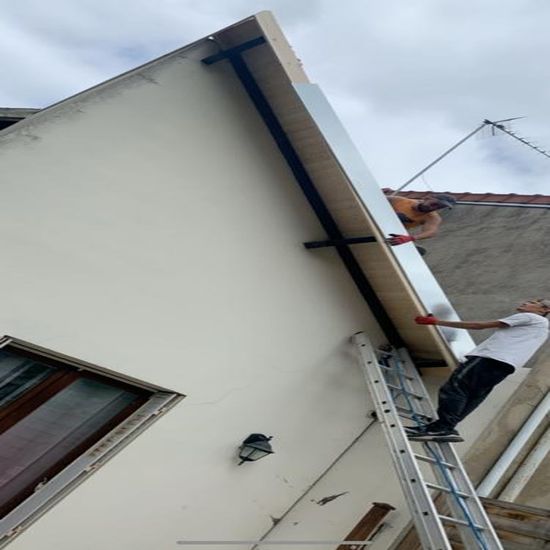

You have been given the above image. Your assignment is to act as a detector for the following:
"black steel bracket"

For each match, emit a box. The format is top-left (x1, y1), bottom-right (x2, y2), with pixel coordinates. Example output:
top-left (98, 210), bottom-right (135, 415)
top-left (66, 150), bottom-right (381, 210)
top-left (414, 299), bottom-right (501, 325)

top-left (201, 37), bottom-right (266, 65)
top-left (304, 236), bottom-right (377, 249)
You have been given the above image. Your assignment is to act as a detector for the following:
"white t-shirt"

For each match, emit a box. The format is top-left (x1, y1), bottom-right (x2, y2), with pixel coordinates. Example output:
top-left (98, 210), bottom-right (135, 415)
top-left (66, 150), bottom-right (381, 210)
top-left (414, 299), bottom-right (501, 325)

top-left (467, 313), bottom-right (549, 369)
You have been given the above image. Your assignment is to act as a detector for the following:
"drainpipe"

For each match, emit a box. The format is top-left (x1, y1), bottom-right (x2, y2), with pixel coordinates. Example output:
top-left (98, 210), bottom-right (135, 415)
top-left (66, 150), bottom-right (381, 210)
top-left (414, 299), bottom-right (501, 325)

top-left (498, 426), bottom-right (550, 502)
top-left (476, 392), bottom-right (550, 497)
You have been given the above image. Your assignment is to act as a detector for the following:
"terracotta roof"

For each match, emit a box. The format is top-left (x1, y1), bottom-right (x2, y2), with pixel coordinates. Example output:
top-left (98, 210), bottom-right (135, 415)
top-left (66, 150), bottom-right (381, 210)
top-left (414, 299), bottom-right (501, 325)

top-left (382, 189), bottom-right (550, 205)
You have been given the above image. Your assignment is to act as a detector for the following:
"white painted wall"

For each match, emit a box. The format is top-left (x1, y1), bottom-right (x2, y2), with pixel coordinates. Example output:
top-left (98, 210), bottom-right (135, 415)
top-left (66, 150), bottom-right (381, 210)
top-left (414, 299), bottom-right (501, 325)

top-left (0, 44), bottom-right (392, 549)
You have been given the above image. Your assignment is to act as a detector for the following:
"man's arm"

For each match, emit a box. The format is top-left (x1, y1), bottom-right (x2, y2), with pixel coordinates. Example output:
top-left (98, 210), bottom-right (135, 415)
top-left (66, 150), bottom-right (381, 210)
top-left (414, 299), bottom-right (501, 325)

top-left (415, 316), bottom-right (508, 330)
top-left (413, 212), bottom-right (441, 241)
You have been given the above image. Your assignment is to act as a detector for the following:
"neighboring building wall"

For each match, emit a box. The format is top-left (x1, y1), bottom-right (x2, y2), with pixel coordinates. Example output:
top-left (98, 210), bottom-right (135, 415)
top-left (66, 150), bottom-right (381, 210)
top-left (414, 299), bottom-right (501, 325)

top-left (419, 202), bottom-right (550, 508)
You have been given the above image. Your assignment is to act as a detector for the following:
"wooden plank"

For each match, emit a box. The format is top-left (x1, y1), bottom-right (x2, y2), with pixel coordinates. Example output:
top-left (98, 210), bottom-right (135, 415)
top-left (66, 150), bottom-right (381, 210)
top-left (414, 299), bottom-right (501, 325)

top-left (481, 497), bottom-right (550, 519)
top-left (337, 502), bottom-right (395, 550)
top-left (254, 11), bottom-right (310, 84)
top-left (396, 497), bottom-right (550, 549)
top-left (490, 515), bottom-right (550, 540)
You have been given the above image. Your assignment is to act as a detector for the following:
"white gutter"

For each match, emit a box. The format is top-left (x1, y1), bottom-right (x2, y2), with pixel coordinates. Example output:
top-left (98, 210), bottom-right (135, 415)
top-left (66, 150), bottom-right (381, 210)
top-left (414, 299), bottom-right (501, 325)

top-left (476, 392), bottom-right (550, 497)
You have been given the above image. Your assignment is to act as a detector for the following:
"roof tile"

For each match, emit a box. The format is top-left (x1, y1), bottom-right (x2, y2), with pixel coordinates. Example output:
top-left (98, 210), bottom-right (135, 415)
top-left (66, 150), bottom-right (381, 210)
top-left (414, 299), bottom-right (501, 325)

top-left (387, 190), bottom-right (550, 205)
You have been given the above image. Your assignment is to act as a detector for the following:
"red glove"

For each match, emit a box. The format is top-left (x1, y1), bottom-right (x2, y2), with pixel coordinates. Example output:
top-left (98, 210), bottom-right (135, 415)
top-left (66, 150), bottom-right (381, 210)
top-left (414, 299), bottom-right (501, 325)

top-left (415, 314), bottom-right (439, 325)
top-left (386, 233), bottom-right (416, 246)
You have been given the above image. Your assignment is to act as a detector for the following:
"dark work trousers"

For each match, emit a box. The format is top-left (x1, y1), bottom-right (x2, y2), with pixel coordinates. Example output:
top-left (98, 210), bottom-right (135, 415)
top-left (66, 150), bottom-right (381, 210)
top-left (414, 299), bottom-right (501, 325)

top-left (434, 356), bottom-right (515, 430)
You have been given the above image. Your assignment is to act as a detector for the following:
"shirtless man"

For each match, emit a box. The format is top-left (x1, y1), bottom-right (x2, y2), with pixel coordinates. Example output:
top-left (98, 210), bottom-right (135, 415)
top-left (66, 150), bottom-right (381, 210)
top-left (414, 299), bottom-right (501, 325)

top-left (386, 194), bottom-right (456, 246)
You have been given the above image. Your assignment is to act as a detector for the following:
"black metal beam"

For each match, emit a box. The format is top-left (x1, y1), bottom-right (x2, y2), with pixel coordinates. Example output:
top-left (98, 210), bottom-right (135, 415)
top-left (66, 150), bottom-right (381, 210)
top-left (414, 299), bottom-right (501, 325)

top-left (304, 236), bottom-right (377, 249)
top-left (201, 37), bottom-right (266, 65)
top-left (217, 52), bottom-right (402, 346)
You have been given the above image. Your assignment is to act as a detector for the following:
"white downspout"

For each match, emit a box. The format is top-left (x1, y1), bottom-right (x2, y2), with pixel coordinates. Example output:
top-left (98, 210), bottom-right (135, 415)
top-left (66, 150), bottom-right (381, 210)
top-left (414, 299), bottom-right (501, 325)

top-left (498, 426), bottom-right (550, 502)
top-left (476, 392), bottom-right (550, 498)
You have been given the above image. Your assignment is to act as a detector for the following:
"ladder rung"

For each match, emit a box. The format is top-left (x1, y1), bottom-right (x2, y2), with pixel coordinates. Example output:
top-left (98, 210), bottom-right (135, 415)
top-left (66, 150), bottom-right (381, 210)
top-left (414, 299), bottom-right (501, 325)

top-left (396, 411), bottom-right (419, 420)
top-left (439, 514), bottom-right (486, 531)
top-left (378, 364), bottom-right (415, 380)
top-left (395, 407), bottom-right (431, 421)
top-left (414, 453), bottom-right (456, 470)
top-left (425, 482), bottom-right (472, 499)
top-left (387, 384), bottom-right (424, 399)
top-left (354, 336), bottom-right (502, 549)
top-left (395, 405), bottom-right (429, 415)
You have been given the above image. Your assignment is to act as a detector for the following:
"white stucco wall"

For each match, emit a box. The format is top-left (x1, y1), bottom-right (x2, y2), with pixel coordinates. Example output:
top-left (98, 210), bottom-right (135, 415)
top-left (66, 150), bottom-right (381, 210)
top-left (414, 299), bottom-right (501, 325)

top-left (0, 44), bottom-right (396, 549)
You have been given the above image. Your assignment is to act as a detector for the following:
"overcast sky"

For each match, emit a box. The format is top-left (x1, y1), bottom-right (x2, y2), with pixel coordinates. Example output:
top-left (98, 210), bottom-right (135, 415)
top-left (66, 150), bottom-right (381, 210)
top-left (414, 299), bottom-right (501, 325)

top-left (2, 0), bottom-right (549, 194)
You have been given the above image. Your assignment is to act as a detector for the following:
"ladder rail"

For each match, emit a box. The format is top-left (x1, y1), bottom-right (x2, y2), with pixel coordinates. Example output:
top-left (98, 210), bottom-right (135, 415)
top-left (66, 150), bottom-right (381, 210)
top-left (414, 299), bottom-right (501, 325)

top-left (394, 349), bottom-right (503, 549)
top-left (353, 334), bottom-right (453, 550)
top-left (352, 333), bottom-right (503, 550)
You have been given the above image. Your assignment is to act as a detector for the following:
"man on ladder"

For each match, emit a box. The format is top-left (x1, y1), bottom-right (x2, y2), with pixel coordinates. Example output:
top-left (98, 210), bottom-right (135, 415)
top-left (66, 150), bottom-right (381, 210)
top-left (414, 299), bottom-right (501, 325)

top-left (407, 298), bottom-right (550, 442)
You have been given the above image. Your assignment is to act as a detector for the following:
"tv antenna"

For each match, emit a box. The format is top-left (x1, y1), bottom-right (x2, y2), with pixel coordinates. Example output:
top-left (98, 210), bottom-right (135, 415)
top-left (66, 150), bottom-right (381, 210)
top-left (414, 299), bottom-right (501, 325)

top-left (392, 117), bottom-right (550, 195)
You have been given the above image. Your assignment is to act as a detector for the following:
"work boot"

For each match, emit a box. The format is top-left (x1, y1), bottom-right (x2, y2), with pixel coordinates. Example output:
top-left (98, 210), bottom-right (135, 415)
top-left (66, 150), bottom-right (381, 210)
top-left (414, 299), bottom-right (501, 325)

top-left (407, 426), bottom-right (463, 442)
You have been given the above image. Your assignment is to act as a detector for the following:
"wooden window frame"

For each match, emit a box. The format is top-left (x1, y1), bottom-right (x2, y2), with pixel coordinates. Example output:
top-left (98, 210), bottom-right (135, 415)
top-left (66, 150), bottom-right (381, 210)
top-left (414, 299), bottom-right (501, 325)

top-left (0, 336), bottom-right (181, 547)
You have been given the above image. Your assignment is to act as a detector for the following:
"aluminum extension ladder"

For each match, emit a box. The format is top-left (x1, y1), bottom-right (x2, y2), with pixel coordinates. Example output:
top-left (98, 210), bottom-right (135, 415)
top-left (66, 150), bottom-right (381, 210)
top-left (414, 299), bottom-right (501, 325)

top-left (352, 332), bottom-right (502, 550)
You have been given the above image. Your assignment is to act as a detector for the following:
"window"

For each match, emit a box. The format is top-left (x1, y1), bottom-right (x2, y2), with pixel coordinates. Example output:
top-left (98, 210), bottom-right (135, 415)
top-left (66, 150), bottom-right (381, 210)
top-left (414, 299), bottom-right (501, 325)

top-left (0, 337), bottom-right (180, 544)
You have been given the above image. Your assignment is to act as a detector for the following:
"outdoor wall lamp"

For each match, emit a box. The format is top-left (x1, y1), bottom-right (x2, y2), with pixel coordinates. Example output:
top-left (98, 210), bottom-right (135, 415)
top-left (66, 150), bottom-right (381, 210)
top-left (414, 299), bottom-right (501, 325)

top-left (238, 433), bottom-right (274, 465)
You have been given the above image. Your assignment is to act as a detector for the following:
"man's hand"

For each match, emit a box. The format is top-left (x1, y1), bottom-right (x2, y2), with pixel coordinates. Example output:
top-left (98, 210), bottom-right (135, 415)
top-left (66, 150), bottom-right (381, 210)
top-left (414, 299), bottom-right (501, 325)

top-left (415, 314), bottom-right (439, 325)
top-left (386, 233), bottom-right (416, 246)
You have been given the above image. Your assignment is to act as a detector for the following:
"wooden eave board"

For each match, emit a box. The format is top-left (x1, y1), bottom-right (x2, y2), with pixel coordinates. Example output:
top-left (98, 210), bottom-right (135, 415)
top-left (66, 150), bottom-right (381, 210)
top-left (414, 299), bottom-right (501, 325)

top-left (217, 14), bottom-right (454, 364)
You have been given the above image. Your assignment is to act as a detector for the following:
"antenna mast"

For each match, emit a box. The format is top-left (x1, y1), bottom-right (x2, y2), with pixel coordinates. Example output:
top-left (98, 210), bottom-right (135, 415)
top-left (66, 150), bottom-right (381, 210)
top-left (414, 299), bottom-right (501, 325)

top-left (393, 117), bottom-right (549, 195)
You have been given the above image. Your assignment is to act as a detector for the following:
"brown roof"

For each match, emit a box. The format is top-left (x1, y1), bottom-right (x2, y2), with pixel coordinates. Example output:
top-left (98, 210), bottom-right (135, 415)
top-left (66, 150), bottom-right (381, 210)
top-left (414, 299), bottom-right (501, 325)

top-left (383, 189), bottom-right (550, 205)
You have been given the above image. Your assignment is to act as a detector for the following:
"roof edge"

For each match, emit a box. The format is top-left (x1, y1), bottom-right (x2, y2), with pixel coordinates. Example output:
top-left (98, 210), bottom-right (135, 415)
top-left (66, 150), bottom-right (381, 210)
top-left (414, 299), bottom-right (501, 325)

top-left (0, 13), bottom-right (267, 137)
top-left (384, 189), bottom-right (550, 205)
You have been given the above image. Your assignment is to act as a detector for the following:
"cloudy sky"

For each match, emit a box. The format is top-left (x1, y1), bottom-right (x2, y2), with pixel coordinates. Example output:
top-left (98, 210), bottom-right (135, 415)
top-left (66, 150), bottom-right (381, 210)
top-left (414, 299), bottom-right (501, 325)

top-left (2, 0), bottom-right (549, 194)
